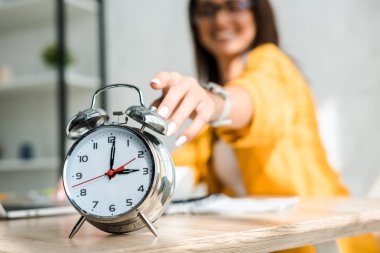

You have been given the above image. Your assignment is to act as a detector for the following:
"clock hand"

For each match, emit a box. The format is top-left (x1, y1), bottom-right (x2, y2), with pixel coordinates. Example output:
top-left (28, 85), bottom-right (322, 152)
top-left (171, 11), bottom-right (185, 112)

top-left (110, 139), bottom-right (116, 169)
top-left (116, 169), bottom-right (140, 175)
top-left (72, 174), bottom-right (106, 188)
top-left (105, 157), bottom-right (137, 178)
top-left (107, 140), bottom-right (116, 179)
top-left (72, 157), bottom-right (137, 188)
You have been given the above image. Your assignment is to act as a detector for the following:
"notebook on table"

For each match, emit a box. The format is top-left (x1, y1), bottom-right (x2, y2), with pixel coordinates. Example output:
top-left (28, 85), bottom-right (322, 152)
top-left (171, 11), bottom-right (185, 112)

top-left (0, 201), bottom-right (76, 219)
top-left (0, 189), bottom-right (76, 220)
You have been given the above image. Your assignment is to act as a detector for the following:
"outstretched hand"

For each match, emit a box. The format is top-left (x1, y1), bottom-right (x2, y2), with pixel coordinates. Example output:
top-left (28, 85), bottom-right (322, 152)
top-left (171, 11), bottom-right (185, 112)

top-left (150, 72), bottom-right (224, 146)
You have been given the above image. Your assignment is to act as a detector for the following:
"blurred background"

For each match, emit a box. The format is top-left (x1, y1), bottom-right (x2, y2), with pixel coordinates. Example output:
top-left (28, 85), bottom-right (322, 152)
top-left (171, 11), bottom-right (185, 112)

top-left (0, 0), bottom-right (379, 198)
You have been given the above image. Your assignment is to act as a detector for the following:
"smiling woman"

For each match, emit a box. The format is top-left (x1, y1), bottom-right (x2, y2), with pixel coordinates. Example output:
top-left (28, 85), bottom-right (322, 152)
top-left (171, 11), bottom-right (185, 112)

top-left (194, 0), bottom-right (256, 67)
top-left (190, 0), bottom-right (277, 84)
top-left (146, 0), bottom-right (380, 252)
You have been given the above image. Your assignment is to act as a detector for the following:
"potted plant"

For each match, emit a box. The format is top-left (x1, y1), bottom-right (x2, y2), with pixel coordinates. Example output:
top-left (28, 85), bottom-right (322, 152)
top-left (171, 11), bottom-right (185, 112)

top-left (41, 43), bottom-right (75, 68)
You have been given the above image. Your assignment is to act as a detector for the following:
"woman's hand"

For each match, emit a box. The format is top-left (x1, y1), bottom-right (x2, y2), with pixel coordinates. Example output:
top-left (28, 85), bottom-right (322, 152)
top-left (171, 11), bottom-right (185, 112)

top-left (150, 72), bottom-right (225, 146)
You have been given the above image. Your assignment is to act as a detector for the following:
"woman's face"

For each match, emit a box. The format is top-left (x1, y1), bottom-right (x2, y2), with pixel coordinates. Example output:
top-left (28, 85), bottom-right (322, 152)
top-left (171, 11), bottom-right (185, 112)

top-left (195, 0), bottom-right (257, 60)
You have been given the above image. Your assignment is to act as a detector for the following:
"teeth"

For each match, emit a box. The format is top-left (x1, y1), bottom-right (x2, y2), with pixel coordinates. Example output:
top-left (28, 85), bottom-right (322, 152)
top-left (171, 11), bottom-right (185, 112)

top-left (215, 32), bottom-right (235, 40)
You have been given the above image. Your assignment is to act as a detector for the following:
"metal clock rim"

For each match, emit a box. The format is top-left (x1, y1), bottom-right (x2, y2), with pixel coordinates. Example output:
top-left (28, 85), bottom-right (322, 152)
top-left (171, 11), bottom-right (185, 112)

top-left (62, 124), bottom-right (159, 223)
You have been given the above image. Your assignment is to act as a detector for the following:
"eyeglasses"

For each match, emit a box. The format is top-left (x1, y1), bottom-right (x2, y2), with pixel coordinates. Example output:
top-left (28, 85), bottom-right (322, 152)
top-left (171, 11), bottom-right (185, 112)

top-left (195, 0), bottom-right (253, 21)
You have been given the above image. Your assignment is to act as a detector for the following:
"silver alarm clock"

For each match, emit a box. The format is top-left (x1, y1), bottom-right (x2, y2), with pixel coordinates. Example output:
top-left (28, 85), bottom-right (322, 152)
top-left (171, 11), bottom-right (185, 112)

top-left (62, 84), bottom-right (175, 238)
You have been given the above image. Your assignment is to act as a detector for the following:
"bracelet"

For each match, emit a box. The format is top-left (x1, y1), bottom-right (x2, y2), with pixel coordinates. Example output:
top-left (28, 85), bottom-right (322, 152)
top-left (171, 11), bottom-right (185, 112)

top-left (201, 82), bottom-right (232, 127)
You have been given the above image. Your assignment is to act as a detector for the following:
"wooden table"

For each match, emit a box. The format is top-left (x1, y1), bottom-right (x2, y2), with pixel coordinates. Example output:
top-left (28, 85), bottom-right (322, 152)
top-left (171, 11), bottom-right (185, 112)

top-left (1, 198), bottom-right (380, 253)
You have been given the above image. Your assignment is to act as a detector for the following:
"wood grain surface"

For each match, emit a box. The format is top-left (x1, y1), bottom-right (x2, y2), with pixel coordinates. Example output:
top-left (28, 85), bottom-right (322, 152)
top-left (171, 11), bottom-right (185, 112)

top-left (1, 198), bottom-right (380, 253)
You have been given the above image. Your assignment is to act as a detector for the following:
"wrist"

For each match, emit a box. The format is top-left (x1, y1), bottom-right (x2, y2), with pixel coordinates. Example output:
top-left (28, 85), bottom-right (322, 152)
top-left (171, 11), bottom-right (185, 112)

top-left (209, 92), bottom-right (225, 121)
top-left (202, 82), bottom-right (232, 127)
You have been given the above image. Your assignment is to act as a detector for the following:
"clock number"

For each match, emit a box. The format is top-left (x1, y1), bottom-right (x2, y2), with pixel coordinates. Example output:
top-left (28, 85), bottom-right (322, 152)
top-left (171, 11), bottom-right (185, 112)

top-left (93, 142), bottom-right (98, 149)
top-left (138, 185), bottom-right (144, 192)
top-left (93, 201), bottom-right (98, 208)
top-left (126, 199), bottom-right (133, 206)
top-left (75, 173), bottom-right (82, 180)
top-left (138, 151), bottom-right (144, 158)
top-left (127, 140), bottom-right (130, 147)
top-left (80, 189), bottom-right (86, 196)
top-left (108, 136), bottom-right (115, 143)
top-left (109, 204), bottom-right (116, 212)
top-left (143, 168), bottom-right (148, 175)
top-left (79, 155), bottom-right (88, 163)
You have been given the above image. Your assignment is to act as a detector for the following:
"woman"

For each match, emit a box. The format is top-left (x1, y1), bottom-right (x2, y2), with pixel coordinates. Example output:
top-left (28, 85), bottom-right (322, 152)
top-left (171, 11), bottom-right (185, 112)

top-left (149, 0), bottom-right (379, 252)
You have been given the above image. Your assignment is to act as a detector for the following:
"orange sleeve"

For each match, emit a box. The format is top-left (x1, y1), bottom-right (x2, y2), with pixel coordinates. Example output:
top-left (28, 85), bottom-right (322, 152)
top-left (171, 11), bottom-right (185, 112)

top-left (217, 44), bottom-right (307, 148)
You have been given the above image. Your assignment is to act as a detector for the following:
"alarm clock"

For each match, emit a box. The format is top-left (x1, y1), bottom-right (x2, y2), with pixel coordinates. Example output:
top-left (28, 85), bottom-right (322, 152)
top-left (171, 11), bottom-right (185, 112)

top-left (62, 84), bottom-right (175, 239)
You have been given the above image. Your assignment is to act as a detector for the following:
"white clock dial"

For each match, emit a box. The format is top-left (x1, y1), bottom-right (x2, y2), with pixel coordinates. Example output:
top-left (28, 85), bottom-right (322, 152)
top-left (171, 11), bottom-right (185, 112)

top-left (63, 126), bottom-right (154, 218)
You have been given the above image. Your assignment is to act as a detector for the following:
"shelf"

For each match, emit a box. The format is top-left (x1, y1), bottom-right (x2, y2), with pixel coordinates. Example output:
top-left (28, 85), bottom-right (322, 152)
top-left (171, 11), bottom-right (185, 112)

top-left (0, 72), bottom-right (99, 97)
top-left (0, 0), bottom-right (97, 32)
top-left (0, 157), bottom-right (59, 172)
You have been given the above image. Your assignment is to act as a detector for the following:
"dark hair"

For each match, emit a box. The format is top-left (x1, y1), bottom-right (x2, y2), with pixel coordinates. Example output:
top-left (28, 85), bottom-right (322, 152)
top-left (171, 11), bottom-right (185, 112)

top-left (189, 0), bottom-right (279, 84)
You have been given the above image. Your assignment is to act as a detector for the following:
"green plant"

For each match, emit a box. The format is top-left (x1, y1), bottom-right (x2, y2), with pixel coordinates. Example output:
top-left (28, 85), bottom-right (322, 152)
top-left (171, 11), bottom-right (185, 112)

top-left (41, 43), bottom-right (75, 67)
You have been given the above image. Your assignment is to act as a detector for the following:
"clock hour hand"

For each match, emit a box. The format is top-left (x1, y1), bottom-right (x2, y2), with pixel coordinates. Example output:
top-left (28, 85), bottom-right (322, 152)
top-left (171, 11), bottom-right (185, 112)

top-left (117, 169), bottom-right (140, 175)
top-left (105, 157), bottom-right (137, 178)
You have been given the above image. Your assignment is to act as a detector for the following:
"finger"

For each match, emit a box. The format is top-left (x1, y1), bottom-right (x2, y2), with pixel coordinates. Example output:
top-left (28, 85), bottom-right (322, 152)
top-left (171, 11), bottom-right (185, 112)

top-left (175, 102), bottom-right (213, 146)
top-left (149, 72), bottom-right (170, 90)
top-left (168, 88), bottom-right (204, 136)
top-left (149, 72), bottom-right (184, 118)
top-left (150, 72), bottom-right (181, 92)
top-left (149, 97), bottom-right (163, 109)
top-left (157, 77), bottom-right (194, 120)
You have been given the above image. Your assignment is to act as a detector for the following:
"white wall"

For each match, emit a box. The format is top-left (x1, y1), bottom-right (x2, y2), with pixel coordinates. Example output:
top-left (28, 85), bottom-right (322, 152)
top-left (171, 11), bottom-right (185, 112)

top-left (106, 0), bottom-right (380, 196)
top-left (106, 0), bottom-right (194, 148)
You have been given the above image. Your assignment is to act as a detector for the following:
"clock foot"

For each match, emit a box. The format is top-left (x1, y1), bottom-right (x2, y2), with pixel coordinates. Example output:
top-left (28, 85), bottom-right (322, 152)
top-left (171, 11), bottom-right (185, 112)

top-left (138, 211), bottom-right (158, 237)
top-left (69, 215), bottom-right (86, 239)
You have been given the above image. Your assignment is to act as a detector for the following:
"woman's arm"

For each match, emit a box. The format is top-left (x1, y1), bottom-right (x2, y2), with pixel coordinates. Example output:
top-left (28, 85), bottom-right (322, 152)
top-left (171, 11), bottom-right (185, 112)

top-left (150, 71), bottom-right (253, 146)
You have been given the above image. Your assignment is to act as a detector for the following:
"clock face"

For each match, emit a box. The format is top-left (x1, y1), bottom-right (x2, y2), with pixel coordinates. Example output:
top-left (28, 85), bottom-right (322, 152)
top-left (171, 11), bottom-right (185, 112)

top-left (63, 126), bottom-right (155, 219)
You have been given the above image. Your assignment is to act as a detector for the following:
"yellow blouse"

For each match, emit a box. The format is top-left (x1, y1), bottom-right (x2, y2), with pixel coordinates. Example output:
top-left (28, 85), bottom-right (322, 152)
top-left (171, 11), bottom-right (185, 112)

top-left (172, 44), bottom-right (379, 253)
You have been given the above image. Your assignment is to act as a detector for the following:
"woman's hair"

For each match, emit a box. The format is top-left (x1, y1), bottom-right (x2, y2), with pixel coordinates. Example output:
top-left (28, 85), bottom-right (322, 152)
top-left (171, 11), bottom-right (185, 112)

top-left (189, 0), bottom-right (279, 84)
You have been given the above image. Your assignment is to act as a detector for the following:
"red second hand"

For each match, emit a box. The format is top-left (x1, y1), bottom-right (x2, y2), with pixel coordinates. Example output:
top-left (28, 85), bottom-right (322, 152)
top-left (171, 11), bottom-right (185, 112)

top-left (72, 157), bottom-right (137, 188)
top-left (106, 157), bottom-right (137, 177)
top-left (72, 174), bottom-right (106, 188)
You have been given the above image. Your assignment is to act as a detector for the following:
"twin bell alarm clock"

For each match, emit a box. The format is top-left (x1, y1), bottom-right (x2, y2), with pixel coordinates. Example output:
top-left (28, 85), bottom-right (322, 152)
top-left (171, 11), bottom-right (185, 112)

top-left (62, 84), bottom-right (175, 238)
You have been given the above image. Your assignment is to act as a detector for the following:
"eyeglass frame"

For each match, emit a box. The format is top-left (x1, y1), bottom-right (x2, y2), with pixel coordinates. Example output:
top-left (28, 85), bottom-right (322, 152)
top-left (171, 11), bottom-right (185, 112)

top-left (192, 0), bottom-right (257, 24)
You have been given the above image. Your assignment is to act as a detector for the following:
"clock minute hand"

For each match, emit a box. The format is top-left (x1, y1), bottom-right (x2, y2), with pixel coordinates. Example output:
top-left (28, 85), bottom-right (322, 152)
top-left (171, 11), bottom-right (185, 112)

top-left (109, 140), bottom-right (116, 170)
